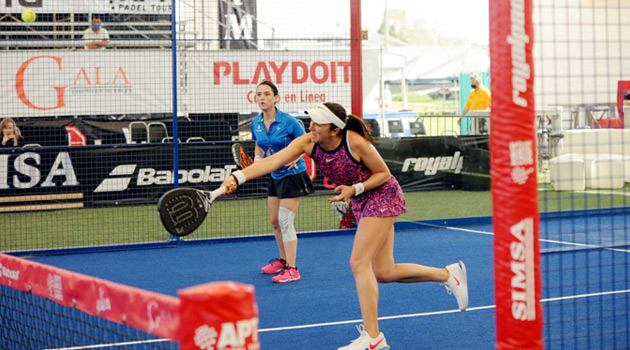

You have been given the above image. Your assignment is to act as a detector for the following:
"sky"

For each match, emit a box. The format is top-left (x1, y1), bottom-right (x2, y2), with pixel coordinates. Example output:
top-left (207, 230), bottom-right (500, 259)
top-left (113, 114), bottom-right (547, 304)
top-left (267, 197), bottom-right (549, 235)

top-left (255, 0), bottom-right (490, 45)
top-left (361, 0), bottom-right (490, 45)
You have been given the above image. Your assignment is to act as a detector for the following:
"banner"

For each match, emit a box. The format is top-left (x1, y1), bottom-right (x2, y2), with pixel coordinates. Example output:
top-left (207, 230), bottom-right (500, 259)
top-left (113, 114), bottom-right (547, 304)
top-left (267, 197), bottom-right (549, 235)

top-left (218, 0), bottom-right (258, 49)
top-left (1, 52), bottom-right (173, 116)
top-left (490, 0), bottom-right (543, 349)
top-left (1, 50), bottom-right (352, 117)
top-left (1, 0), bottom-right (172, 14)
top-left (377, 136), bottom-right (490, 191)
top-left (0, 136), bottom-right (489, 210)
top-left (0, 253), bottom-right (180, 342)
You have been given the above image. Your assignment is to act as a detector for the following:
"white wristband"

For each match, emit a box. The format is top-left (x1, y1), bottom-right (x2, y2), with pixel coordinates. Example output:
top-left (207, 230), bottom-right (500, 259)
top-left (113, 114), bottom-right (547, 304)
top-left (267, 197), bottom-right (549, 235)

top-left (232, 170), bottom-right (247, 185)
top-left (254, 156), bottom-right (263, 162)
top-left (352, 182), bottom-right (365, 196)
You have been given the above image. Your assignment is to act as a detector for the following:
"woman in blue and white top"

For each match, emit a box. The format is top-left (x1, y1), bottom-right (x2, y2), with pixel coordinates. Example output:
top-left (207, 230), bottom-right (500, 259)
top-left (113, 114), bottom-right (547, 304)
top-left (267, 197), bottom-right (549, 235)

top-left (252, 81), bottom-right (314, 283)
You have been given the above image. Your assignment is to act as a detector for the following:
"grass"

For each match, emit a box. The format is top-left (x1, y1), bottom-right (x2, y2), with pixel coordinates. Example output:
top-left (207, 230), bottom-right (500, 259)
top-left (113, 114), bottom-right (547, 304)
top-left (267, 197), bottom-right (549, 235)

top-left (2, 186), bottom-right (629, 254)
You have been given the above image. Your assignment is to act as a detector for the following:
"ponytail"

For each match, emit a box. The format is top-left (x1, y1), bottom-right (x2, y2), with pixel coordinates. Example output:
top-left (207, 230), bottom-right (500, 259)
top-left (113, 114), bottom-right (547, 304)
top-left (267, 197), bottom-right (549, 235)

top-left (345, 115), bottom-right (377, 144)
top-left (320, 102), bottom-right (377, 144)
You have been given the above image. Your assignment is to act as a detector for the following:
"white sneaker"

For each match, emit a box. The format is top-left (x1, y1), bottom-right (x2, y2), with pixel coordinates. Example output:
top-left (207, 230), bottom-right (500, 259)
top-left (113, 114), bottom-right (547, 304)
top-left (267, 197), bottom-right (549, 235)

top-left (444, 260), bottom-right (469, 311)
top-left (337, 324), bottom-right (390, 350)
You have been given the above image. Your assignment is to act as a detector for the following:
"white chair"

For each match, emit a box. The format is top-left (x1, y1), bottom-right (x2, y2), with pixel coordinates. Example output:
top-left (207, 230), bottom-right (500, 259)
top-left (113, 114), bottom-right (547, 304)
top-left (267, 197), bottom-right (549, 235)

top-left (550, 154), bottom-right (585, 191)
top-left (148, 122), bottom-right (168, 143)
top-left (129, 121), bottom-right (148, 144)
top-left (161, 136), bottom-right (181, 143)
top-left (587, 155), bottom-right (624, 189)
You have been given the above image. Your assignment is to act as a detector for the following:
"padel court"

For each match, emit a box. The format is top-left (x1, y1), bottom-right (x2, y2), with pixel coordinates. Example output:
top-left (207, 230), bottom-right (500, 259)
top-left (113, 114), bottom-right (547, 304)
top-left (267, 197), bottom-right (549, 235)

top-left (29, 210), bottom-right (629, 349)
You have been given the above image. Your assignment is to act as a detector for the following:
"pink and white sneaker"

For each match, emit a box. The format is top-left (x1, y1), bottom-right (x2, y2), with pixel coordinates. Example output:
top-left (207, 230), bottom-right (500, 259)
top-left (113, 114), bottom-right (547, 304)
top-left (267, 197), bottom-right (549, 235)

top-left (271, 266), bottom-right (301, 283)
top-left (337, 324), bottom-right (390, 350)
top-left (444, 260), bottom-right (469, 311)
top-left (261, 258), bottom-right (287, 274)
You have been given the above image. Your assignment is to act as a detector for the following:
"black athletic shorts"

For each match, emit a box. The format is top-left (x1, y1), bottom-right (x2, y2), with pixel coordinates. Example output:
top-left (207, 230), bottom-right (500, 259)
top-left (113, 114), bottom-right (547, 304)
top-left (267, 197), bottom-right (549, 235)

top-left (268, 171), bottom-right (314, 198)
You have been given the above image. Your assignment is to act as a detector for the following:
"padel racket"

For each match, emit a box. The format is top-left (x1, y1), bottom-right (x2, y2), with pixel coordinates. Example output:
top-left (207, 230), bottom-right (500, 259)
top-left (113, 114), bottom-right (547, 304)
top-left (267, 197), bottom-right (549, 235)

top-left (231, 143), bottom-right (254, 169)
top-left (158, 187), bottom-right (226, 236)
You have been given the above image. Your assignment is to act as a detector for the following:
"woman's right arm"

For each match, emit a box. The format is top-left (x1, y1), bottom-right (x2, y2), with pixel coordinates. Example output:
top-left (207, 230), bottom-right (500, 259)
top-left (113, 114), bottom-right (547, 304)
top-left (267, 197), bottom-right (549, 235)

top-left (222, 133), bottom-right (312, 191)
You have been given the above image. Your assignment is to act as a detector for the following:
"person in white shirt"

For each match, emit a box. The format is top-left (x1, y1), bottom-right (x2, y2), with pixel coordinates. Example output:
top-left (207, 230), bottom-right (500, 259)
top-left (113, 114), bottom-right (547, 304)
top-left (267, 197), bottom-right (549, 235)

top-left (84, 17), bottom-right (110, 50)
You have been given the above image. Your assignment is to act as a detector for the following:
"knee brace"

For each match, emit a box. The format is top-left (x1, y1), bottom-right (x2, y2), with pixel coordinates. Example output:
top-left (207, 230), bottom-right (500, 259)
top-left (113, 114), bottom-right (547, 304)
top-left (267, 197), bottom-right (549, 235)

top-left (278, 207), bottom-right (297, 242)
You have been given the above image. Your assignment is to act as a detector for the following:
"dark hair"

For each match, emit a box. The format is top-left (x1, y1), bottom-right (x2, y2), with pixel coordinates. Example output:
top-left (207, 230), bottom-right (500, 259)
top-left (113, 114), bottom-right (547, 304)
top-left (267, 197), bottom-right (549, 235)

top-left (323, 102), bottom-right (376, 144)
top-left (257, 81), bottom-right (279, 96)
top-left (625, 90), bottom-right (630, 100)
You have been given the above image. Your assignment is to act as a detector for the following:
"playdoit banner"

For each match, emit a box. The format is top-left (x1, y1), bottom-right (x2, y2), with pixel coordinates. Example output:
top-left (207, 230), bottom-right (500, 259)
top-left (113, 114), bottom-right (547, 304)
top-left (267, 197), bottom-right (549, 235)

top-left (1, 50), bottom-right (352, 117)
top-left (1, 0), bottom-right (172, 14)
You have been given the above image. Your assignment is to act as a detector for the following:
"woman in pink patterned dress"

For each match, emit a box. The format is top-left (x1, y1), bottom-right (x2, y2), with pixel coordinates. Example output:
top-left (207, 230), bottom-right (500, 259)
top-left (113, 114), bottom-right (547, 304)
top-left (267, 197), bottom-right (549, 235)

top-left (222, 102), bottom-right (468, 350)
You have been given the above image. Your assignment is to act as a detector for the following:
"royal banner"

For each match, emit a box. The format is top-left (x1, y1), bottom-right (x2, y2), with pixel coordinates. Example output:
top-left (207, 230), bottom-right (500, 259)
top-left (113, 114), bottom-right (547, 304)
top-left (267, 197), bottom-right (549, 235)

top-left (1, 50), bottom-right (352, 118)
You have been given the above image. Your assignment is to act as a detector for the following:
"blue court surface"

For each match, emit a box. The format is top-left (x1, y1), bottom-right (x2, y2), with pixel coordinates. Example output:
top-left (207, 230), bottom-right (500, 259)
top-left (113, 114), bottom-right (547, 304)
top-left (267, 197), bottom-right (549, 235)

top-left (31, 214), bottom-right (629, 349)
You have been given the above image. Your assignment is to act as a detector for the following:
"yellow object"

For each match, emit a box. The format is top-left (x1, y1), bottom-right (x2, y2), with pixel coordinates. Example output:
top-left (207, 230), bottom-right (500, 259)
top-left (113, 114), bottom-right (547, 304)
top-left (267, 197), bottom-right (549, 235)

top-left (21, 10), bottom-right (36, 23)
top-left (464, 85), bottom-right (492, 111)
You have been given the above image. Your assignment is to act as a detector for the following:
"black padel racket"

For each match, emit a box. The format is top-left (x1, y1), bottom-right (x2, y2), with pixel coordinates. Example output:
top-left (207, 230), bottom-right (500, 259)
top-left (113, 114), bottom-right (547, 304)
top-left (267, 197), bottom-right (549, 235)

top-left (158, 187), bottom-right (226, 236)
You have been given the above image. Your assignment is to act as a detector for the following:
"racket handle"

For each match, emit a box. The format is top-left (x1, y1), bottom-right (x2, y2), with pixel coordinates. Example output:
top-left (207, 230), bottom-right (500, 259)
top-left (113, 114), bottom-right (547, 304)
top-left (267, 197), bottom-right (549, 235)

top-left (209, 186), bottom-right (228, 202)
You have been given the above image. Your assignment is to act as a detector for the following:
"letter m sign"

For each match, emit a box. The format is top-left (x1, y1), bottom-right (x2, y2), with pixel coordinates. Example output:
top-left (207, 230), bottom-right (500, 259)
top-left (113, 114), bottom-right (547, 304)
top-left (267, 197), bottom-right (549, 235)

top-left (218, 0), bottom-right (258, 49)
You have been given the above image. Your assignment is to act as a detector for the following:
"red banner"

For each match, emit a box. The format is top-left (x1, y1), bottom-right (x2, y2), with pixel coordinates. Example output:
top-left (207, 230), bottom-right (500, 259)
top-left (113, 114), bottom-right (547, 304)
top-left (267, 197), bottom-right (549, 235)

top-left (0, 253), bottom-right (180, 341)
top-left (489, 0), bottom-right (543, 349)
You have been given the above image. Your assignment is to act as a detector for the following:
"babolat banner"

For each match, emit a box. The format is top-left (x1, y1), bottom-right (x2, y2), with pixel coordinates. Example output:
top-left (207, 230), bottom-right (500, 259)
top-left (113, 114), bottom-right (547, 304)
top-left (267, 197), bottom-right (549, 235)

top-left (0, 136), bottom-right (489, 211)
top-left (0, 144), bottom-right (246, 210)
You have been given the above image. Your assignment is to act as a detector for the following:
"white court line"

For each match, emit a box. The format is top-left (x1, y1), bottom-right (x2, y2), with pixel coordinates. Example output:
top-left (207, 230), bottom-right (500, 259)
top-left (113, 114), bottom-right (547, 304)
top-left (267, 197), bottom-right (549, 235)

top-left (44, 338), bottom-right (170, 350)
top-left (412, 222), bottom-right (630, 253)
top-left (46, 289), bottom-right (630, 349)
top-left (259, 288), bottom-right (630, 333)
top-left (258, 305), bottom-right (494, 333)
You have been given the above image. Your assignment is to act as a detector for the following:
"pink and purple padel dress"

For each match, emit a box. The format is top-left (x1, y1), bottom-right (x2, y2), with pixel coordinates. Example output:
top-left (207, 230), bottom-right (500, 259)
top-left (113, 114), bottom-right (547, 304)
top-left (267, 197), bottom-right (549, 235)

top-left (309, 133), bottom-right (407, 221)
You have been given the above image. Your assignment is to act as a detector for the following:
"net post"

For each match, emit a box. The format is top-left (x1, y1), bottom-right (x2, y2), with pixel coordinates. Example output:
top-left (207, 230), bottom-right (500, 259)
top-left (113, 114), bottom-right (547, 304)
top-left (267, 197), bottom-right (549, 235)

top-left (179, 281), bottom-right (260, 350)
top-left (489, 0), bottom-right (543, 349)
top-left (350, 0), bottom-right (362, 117)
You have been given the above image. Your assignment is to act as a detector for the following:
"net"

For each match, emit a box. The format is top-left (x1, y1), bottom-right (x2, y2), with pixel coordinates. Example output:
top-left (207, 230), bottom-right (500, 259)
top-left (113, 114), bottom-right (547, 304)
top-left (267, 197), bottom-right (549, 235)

top-left (0, 0), bottom-right (359, 253)
top-left (533, 1), bottom-right (630, 349)
top-left (0, 252), bottom-right (179, 349)
top-left (0, 253), bottom-right (260, 350)
top-left (1, 285), bottom-right (175, 350)
top-left (491, 0), bottom-right (630, 349)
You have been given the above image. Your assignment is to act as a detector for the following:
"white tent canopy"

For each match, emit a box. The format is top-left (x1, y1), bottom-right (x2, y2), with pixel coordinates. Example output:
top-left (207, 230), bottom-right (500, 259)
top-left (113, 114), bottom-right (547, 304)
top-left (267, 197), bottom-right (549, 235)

top-left (382, 45), bottom-right (489, 85)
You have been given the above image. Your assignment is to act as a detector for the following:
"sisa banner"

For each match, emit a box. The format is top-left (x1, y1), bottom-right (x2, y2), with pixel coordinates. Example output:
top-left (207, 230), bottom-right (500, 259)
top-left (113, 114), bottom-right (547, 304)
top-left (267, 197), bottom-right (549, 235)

top-left (1, 50), bottom-right (352, 118)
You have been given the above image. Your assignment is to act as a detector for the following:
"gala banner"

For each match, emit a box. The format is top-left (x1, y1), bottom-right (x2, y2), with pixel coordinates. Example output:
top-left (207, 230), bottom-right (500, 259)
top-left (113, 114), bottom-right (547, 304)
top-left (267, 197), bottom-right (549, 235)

top-left (1, 50), bottom-right (352, 118)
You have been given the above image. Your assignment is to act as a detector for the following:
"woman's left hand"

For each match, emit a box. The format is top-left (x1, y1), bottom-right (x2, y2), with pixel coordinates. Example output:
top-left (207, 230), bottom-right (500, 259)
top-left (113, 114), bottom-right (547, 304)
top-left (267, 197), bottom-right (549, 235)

top-left (328, 185), bottom-right (354, 202)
